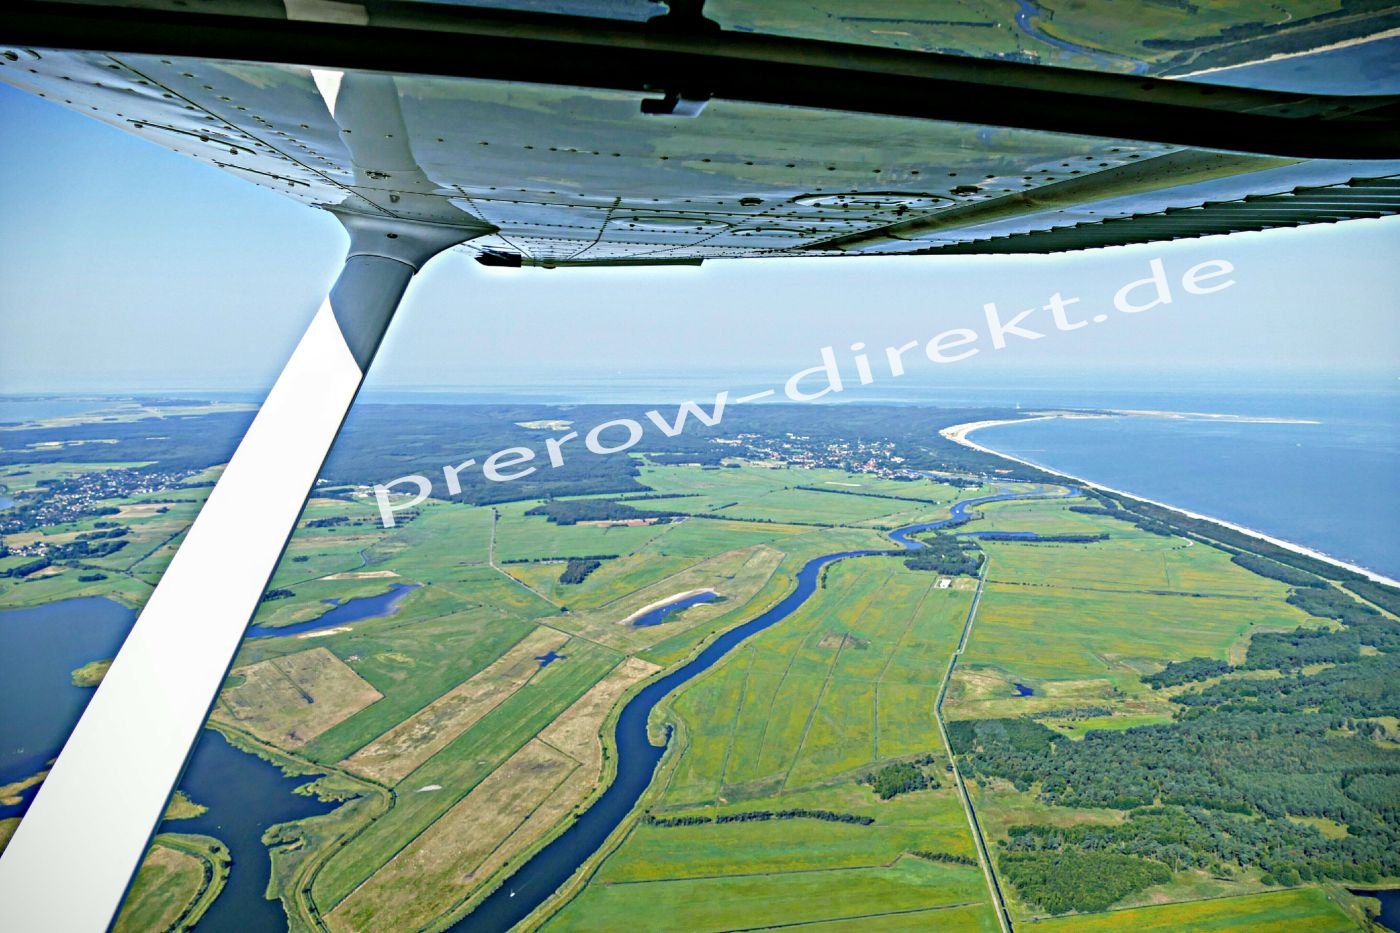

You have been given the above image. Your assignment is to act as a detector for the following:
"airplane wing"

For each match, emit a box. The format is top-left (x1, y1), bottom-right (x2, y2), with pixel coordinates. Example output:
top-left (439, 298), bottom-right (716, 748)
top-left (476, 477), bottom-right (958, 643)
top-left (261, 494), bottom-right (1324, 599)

top-left (1, 4), bottom-right (1397, 929)
top-left (3, 1), bottom-right (1400, 267)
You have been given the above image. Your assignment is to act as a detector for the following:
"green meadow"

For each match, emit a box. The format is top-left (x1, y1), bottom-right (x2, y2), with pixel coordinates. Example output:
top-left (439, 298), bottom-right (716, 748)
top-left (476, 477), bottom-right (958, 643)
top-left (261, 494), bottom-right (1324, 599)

top-left (1026, 887), bottom-right (1357, 933)
top-left (8, 448), bottom-right (1379, 932)
top-left (543, 555), bottom-right (994, 929)
top-left (545, 856), bottom-right (1000, 933)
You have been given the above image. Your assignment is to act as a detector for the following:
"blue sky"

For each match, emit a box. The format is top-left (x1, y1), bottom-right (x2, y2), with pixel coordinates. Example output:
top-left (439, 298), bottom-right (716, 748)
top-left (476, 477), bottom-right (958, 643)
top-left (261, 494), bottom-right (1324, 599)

top-left (2, 82), bottom-right (1398, 396)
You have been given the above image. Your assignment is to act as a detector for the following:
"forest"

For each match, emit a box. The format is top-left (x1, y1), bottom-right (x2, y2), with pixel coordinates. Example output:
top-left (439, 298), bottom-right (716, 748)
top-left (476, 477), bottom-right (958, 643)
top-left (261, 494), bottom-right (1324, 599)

top-left (901, 534), bottom-right (982, 576)
top-left (998, 849), bottom-right (1171, 914)
top-left (524, 499), bottom-right (678, 525)
top-left (947, 571), bottom-right (1400, 917)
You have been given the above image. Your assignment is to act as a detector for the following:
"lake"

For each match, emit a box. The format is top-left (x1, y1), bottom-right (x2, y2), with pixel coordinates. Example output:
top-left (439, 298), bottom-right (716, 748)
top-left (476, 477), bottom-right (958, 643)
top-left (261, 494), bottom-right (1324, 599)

top-left (630, 590), bottom-right (719, 627)
top-left (0, 585), bottom-right (421, 924)
top-left (246, 582), bottom-right (420, 638)
top-left (1352, 889), bottom-right (1400, 932)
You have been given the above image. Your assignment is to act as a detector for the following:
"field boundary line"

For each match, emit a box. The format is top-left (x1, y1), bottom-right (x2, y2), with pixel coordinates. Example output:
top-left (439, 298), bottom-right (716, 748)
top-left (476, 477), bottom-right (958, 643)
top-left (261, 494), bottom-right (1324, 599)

top-left (872, 575), bottom-right (938, 761)
top-left (716, 643), bottom-right (758, 799)
top-left (779, 568), bottom-right (891, 792)
top-left (721, 900), bottom-right (983, 931)
top-left (934, 558), bottom-right (1013, 933)
top-left (602, 857), bottom-right (908, 886)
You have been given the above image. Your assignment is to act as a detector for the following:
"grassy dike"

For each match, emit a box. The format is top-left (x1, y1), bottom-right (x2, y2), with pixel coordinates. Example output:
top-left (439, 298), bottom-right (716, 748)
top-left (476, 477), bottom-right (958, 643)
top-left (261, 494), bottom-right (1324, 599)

top-left (113, 833), bottom-right (232, 933)
top-left (1, 819), bottom-right (229, 933)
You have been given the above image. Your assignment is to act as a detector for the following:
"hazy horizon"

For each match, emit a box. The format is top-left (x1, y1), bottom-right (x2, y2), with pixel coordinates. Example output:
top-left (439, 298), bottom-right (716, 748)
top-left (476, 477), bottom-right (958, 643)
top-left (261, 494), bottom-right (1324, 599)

top-left (3, 84), bottom-right (1399, 397)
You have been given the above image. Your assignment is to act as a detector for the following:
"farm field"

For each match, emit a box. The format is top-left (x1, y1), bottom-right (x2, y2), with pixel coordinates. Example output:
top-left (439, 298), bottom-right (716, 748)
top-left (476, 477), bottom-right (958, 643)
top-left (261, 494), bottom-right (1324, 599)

top-left (4, 415), bottom-right (1392, 933)
top-left (540, 554), bottom-right (997, 929)
top-left (1025, 887), bottom-right (1358, 933)
top-left (201, 461), bottom-right (974, 930)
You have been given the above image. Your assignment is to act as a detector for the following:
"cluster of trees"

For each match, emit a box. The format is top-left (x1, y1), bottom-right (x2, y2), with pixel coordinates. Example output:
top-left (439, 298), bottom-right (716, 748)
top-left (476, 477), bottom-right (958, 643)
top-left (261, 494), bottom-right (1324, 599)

top-left (1143, 657), bottom-right (1232, 688)
top-left (1003, 801), bottom-right (1393, 887)
top-left (975, 532), bottom-right (1108, 543)
top-left (1088, 490), bottom-right (1400, 614)
top-left (953, 708), bottom-right (1398, 820)
top-left (1145, 581), bottom-right (1395, 685)
top-left (0, 403), bottom-right (1077, 520)
top-left (501, 553), bottom-right (618, 564)
top-left (1174, 652), bottom-right (1398, 720)
top-left (645, 808), bottom-right (874, 828)
top-left (1345, 579), bottom-right (1400, 615)
top-left (1244, 624), bottom-right (1364, 669)
top-left (912, 851), bottom-right (977, 866)
top-left (0, 411), bottom-right (253, 474)
top-left (261, 588), bottom-right (296, 602)
top-left (1027, 705), bottom-right (1114, 721)
top-left (1287, 587), bottom-right (1382, 627)
top-left (714, 808), bottom-right (874, 826)
top-left (862, 759), bottom-right (940, 799)
top-left (48, 536), bottom-right (128, 561)
top-left (902, 534), bottom-right (982, 576)
top-left (75, 527), bottom-right (128, 541)
top-left (1, 557), bottom-right (49, 578)
top-left (645, 814), bottom-right (712, 828)
top-left (0, 403), bottom-right (1079, 515)
top-left (644, 451), bottom-right (728, 466)
top-left (559, 558), bottom-right (603, 585)
top-left (616, 492), bottom-right (701, 502)
top-left (793, 485), bottom-right (937, 504)
top-left (304, 516), bottom-right (349, 528)
top-left (524, 500), bottom-right (678, 525)
top-left (997, 849), bottom-right (1171, 914)
top-left (1230, 552), bottom-right (1324, 587)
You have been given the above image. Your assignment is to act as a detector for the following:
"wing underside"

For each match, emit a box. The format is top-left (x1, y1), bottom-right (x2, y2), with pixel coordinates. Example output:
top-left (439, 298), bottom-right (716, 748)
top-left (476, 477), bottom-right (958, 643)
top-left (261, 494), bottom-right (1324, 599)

top-left (4, 0), bottom-right (1400, 264)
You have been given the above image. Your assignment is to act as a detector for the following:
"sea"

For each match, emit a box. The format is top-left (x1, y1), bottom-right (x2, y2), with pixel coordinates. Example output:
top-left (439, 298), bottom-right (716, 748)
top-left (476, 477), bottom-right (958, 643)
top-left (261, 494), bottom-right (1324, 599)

top-left (368, 369), bottom-right (1399, 582)
top-left (4, 368), bottom-right (1397, 581)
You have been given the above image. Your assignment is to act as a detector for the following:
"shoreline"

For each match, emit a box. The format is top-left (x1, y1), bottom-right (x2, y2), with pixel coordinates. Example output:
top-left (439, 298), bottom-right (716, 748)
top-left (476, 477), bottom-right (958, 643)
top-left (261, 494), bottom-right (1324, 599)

top-left (617, 588), bottom-right (717, 626)
top-left (940, 415), bottom-right (1400, 588)
top-left (1175, 27), bottom-right (1400, 80)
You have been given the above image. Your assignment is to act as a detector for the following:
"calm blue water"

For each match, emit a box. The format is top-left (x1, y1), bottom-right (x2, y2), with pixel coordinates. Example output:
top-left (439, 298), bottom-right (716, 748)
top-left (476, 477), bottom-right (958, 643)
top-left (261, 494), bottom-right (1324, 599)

top-left (1352, 889), bottom-right (1400, 931)
top-left (0, 585), bottom-right (421, 924)
top-left (0, 597), bottom-right (136, 814)
top-left (173, 730), bottom-right (337, 933)
top-left (1013, 683), bottom-right (1035, 697)
top-left (0, 397), bottom-right (116, 425)
top-left (245, 582), bottom-right (419, 638)
top-left (630, 590), bottom-right (719, 627)
top-left (1193, 34), bottom-right (1400, 95)
top-left (974, 384), bottom-right (1400, 580)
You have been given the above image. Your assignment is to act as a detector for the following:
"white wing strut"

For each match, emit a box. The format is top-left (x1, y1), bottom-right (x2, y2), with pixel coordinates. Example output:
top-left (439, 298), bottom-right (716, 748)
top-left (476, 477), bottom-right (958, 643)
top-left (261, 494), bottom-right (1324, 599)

top-left (0, 209), bottom-right (490, 932)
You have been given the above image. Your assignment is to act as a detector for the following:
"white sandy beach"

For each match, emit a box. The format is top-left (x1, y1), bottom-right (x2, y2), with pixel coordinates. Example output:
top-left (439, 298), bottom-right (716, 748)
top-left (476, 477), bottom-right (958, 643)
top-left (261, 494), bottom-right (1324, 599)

top-left (619, 588), bottom-right (718, 626)
top-left (941, 414), bottom-right (1400, 588)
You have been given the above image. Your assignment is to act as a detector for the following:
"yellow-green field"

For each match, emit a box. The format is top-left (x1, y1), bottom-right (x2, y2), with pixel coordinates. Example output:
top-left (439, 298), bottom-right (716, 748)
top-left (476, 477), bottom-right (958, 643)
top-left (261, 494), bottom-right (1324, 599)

top-left (7, 452), bottom-right (1381, 932)
top-left (1025, 887), bottom-right (1357, 933)
top-left (539, 551), bottom-right (996, 929)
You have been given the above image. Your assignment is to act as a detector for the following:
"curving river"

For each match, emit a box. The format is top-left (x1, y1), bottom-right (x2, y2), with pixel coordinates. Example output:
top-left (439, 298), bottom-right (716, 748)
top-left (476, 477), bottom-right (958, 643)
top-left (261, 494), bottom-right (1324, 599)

top-left (452, 486), bottom-right (1066, 931)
